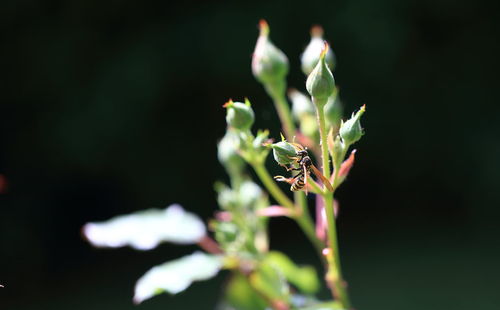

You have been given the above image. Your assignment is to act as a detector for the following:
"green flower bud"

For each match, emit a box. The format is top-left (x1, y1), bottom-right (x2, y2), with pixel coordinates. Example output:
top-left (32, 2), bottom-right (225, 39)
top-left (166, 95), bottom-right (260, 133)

top-left (299, 114), bottom-right (319, 141)
top-left (215, 183), bottom-right (238, 210)
top-left (252, 129), bottom-right (270, 151)
top-left (289, 88), bottom-right (315, 120)
top-left (301, 25), bottom-right (336, 75)
top-left (239, 180), bottom-right (263, 209)
top-left (214, 221), bottom-right (239, 245)
top-left (339, 105), bottom-right (366, 145)
top-left (324, 89), bottom-right (343, 128)
top-left (306, 42), bottom-right (335, 102)
top-left (218, 130), bottom-right (245, 172)
top-left (252, 20), bottom-right (289, 85)
top-left (224, 99), bottom-right (255, 131)
top-left (332, 135), bottom-right (345, 169)
top-left (270, 139), bottom-right (297, 165)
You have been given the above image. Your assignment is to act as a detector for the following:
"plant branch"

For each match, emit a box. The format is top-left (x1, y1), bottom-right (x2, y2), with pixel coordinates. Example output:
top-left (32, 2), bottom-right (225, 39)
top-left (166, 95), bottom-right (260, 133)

top-left (314, 97), bottom-right (351, 309)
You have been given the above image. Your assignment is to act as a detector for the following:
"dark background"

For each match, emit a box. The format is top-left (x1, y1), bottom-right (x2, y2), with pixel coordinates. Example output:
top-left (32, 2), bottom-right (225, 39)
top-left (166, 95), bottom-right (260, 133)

top-left (1, 0), bottom-right (499, 309)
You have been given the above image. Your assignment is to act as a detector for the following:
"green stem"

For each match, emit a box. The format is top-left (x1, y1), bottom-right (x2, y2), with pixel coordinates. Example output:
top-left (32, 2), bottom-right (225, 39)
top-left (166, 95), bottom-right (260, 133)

top-left (264, 81), bottom-right (296, 140)
top-left (251, 162), bottom-right (324, 259)
top-left (294, 192), bottom-right (324, 258)
top-left (314, 97), bottom-right (351, 309)
top-left (314, 98), bottom-right (331, 180)
top-left (252, 162), bottom-right (295, 209)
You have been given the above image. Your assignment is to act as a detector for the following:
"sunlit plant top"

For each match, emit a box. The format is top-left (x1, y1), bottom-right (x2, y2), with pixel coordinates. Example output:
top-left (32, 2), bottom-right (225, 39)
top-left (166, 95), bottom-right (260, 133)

top-left (83, 20), bottom-right (366, 310)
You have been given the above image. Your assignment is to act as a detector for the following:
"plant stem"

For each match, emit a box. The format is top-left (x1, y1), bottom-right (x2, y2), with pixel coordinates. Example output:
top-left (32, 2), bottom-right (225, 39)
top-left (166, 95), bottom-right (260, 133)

top-left (251, 162), bottom-right (324, 258)
top-left (314, 97), bottom-right (351, 309)
top-left (314, 98), bottom-right (331, 180)
top-left (252, 162), bottom-right (295, 209)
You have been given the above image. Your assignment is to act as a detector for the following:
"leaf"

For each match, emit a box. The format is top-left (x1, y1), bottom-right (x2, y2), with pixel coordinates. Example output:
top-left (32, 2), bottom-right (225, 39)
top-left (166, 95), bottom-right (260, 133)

top-left (264, 251), bottom-right (320, 294)
top-left (133, 251), bottom-right (222, 304)
top-left (222, 273), bottom-right (267, 310)
top-left (250, 260), bottom-right (290, 302)
top-left (299, 301), bottom-right (344, 310)
top-left (83, 204), bottom-right (205, 250)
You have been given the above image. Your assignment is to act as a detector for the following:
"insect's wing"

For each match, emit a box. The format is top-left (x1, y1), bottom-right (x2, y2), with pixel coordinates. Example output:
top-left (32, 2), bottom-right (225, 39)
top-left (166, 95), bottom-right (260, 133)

top-left (311, 165), bottom-right (334, 192)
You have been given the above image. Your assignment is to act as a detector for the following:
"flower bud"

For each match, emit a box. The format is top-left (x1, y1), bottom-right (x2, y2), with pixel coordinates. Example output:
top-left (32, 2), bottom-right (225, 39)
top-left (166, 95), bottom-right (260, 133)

top-left (218, 130), bottom-right (245, 172)
top-left (324, 89), bottom-right (343, 128)
top-left (239, 180), bottom-right (263, 209)
top-left (332, 135), bottom-right (345, 169)
top-left (299, 114), bottom-right (319, 141)
top-left (289, 88), bottom-right (315, 120)
top-left (339, 105), bottom-right (366, 145)
top-left (252, 20), bottom-right (289, 85)
top-left (224, 99), bottom-right (255, 131)
top-left (301, 26), bottom-right (336, 75)
top-left (270, 139), bottom-right (297, 165)
top-left (306, 42), bottom-right (335, 102)
top-left (252, 129), bottom-right (270, 151)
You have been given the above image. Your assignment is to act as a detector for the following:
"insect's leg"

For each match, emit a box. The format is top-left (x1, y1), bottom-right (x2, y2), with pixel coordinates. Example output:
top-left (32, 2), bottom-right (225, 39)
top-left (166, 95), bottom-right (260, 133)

top-left (274, 175), bottom-right (296, 185)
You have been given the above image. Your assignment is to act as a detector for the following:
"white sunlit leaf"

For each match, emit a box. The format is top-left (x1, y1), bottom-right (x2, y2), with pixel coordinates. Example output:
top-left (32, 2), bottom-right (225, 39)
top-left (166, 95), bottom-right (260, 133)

top-left (83, 204), bottom-right (205, 250)
top-left (133, 251), bottom-right (222, 304)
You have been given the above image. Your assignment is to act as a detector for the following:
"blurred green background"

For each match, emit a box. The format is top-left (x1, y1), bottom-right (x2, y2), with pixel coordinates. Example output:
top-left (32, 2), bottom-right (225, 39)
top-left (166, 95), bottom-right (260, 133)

top-left (1, 0), bottom-right (499, 309)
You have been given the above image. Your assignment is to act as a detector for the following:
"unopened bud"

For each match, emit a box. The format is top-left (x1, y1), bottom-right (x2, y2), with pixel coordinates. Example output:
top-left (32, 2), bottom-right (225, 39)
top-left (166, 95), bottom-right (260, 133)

top-left (252, 20), bottom-right (289, 85)
top-left (324, 89), bottom-right (343, 128)
top-left (332, 135), bottom-right (345, 169)
top-left (252, 129), bottom-right (270, 151)
top-left (306, 42), bottom-right (335, 102)
top-left (299, 114), bottom-right (319, 141)
top-left (217, 130), bottom-right (245, 172)
top-left (339, 105), bottom-right (365, 145)
top-left (270, 139), bottom-right (297, 165)
top-left (224, 99), bottom-right (255, 131)
top-left (301, 25), bottom-right (335, 75)
top-left (289, 88), bottom-right (315, 120)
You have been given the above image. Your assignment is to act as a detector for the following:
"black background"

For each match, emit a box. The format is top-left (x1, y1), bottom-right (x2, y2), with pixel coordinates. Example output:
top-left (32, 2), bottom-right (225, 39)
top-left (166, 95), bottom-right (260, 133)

top-left (1, 0), bottom-right (500, 309)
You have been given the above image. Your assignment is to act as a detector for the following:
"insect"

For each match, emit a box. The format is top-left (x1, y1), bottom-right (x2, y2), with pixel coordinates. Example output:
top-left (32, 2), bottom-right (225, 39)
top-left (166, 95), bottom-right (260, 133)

top-left (274, 143), bottom-right (331, 194)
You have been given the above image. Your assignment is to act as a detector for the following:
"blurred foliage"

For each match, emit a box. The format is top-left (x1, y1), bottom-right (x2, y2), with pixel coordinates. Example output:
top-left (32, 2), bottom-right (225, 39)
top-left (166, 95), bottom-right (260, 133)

top-left (1, 0), bottom-right (499, 309)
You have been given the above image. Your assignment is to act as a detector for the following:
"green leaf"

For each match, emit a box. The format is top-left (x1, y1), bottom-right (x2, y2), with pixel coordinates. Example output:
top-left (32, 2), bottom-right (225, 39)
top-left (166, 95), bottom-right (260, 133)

top-left (83, 204), bottom-right (205, 250)
top-left (299, 301), bottom-right (344, 310)
top-left (222, 273), bottom-right (267, 310)
top-left (133, 251), bottom-right (222, 304)
top-left (250, 259), bottom-right (290, 302)
top-left (264, 251), bottom-right (320, 294)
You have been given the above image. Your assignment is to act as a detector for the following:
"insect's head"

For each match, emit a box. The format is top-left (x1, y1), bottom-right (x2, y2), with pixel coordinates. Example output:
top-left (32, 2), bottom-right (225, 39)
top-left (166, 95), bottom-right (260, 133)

top-left (296, 149), bottom-right (308, 157)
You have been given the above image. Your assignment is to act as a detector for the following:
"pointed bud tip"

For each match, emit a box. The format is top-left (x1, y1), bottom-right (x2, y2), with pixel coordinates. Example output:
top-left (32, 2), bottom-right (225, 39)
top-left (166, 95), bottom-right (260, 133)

top-left (320, 42), bottom-right (329, 59)
top-left (222, 99), bottom-right (234, 108)
top-left (311, 25), bottom-right (324, 37)
top-left (258, 19), bottom-right (269, 36)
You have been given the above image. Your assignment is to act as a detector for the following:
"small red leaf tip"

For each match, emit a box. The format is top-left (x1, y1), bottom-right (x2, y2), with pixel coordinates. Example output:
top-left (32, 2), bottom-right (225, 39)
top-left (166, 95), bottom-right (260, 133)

top-left (311, 25), bottom-right (324, 38)
top-left (339, 149), bottom-right (357, 177)
top-left (222, 99), bottom-right (234, 108)
top-left (258, 19), bottom-right (269, 36)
